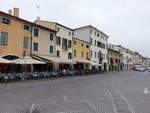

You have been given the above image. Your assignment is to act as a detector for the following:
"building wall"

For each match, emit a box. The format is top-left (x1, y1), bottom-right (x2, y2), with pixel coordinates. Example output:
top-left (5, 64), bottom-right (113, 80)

top-left (55, 24), bottom-right (73, 59)
top-left (0, 13), bottom-right (31, 57)
top-left (73, 39), bottom-right (90, 60)
top-left (133, 52), bottom-right (142, 65)
top-left (74, 26), bottom-right (109, 71)
top-left (108, 49), bottom-right (123, 71)
top-left (35, 20), bottom-right (73, 60)
top-left (74, 28), bottom-right (90, 43)
top-left (32, 26), bottom-right (56, 56)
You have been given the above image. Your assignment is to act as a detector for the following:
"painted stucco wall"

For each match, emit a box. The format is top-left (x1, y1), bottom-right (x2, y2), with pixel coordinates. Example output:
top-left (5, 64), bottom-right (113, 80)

top-left (32, 26), bottom-right (56, 57)
top-left (0, 14), bottom-right (31, 57)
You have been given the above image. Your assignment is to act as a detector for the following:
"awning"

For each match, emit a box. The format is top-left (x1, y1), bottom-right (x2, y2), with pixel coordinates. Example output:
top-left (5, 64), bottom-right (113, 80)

top-left (91, 62), bottom-right (102, 66)
top-left (72, 59), bottom-right (91, 64)
top-left (32, 54), bottom-right (74, 64)
top-left (12, 56), bottom-right (46, 64)
top-left (0, 57), bottom-right (13, 64)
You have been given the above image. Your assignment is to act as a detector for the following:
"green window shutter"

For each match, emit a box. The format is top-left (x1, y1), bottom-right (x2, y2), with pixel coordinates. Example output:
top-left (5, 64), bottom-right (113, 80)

top-left (49, 46), bottom-right (53, 53)
top-left (50, 33), bottom-right (53, 41)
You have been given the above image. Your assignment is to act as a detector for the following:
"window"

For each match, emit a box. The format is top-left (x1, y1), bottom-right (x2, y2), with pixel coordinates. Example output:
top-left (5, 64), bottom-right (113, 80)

top-left (81, 43), bottom-right (84, 47)
top-left (34, 28), bottom-right (39, 37)
top-left (0, 32), bottom-right (8, 46)
top-left (23, 37), bottom-right (29, 49)
top-left (95, 40), bottom-right (96, 46)
top-left (74, 50), bottom-right (76, 57)
top-left (74, 41), bottom-right (76, 45)
top-left (49, 46), bottom-right (54, 53)
top-left (86, 52), bottom-right (89, 59)
top-left (33, 42), bottom-right (38, 51)
top-left (81, 51), bottom-right (84, 57)
top-left (97, 34), bottom-right (99, 37)
top-left (24, 25), bottom-right (31, 31)
top-left (90, 38), bottom-right (92, 44)
top-left (68, 40), bottom-right (72, 48)
top-left (86, 45), bottom-right (89, 48)
top-left (56, 37), bottom-right (61, 45)
top-left (57, 27), bottom-right (60, 32)
top-left (69, 32), bottom-right (71, 36)
top-left (90, 30), bottom-right (92, 34)
top-left (97, 41), bottom-right (105, 49)
top-left (62, 38), bottom-right (67, 49)
top-left (0, 18), bottom-right (10, 25)
top-left (95, 32), bottom-right (96, 36)
top-left (50, 33), bottom-right (53, 41)
top-left (95, 52), bottom-right (97, 58)
top-left (68, 53), bottom-right (72, 59)
top-left (91, 51), bottom-right (93, 57)
top-left (57, 50), bottom-right (60, 57)
top-left (97, 53), bottom-right (99, 58)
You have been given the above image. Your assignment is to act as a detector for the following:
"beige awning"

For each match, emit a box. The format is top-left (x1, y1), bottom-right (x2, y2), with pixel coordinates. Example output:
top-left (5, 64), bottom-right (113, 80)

top-left (0, 57), bottom-right (13, 64)
top-left (32, 54), bottom-right (74, 64)
top-left (91, 62), bottom-right (102, 66)
top-left (72, 59), bottom-right (91, 64)
top-left (12, 56), bottom-right (46, 64)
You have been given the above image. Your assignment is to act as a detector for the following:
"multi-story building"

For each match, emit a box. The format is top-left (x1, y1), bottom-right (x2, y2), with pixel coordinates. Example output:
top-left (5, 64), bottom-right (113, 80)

top-left (133, 52), bottom-right (143, 66)
top-left (107, 44), bottom-right (123, 71)
top-left (0, 8), bottom-right (32, 59)
top-left (35, 20), bottom-right (73, 70)
top-left (142, 57), bottom-right (150, 67)
top-left (31, 24), bottom-right (56, 71)
top-left (0, 8), bottom-right (49, 72)
top-left (117, 46), bottom-right (134, 71)
top-left (72, 38), bottom-right (91, 70)
top-left (74, 25), bottom-right (109, 71)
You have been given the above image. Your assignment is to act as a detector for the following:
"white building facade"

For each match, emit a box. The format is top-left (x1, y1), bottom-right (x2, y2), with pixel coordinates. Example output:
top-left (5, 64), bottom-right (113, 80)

top-left (74, 25), bottom-right (109, 71)
top-left (118, 46), bottom-right (134, 70)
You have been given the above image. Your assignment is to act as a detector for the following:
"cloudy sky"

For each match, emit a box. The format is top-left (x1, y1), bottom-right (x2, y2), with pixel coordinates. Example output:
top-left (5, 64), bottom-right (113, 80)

top-left (1, 0), bottom-right (150, 57)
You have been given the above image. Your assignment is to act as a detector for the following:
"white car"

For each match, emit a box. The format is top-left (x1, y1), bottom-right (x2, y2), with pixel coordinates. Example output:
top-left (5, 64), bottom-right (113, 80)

top-left (134, 67), bottom-right (146, 72)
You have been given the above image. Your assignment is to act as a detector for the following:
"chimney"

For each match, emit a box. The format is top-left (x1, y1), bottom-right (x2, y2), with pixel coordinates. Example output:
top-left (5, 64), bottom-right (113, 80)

top-left (8, 10), bottom-right (12, 15)
top-left (13, 8), bottom-right (19, 17)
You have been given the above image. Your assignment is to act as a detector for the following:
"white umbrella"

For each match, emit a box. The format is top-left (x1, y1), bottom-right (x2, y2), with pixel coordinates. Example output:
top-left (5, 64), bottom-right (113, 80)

top-left (13, 56), bottom-right (45, 64)
top-left (0, 57), bottom-right (13, 64)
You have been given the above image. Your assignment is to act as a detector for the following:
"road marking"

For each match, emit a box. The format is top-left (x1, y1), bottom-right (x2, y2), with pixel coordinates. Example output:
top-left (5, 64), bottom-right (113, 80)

top-left (63, 95), bottom-right (68, 102)
top-left (58, 110), bottom-right (88, 113)
top-left (106, 88), bottom-right (118, 113)
top-left (143, 88), bottom-right (149, 95)
top-left (30, 104), bottom-right (35, 113)
top-left (109, 85), bottom-right (135, 113)
top-left (85, 100), bottom-right (97, 112)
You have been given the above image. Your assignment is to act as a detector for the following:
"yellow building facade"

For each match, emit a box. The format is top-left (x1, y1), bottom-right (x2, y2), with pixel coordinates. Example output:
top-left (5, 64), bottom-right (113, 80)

top-left (0, 9), bottom-right (32, 59)
top-left (73, 38), bottom-right (91, 70)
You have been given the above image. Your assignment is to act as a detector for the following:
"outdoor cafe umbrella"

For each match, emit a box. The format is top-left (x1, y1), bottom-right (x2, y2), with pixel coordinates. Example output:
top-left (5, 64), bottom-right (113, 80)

top-left (0, 57), bottom-right (13, 64)
top-left (12, 56), bottom-right (45, 64)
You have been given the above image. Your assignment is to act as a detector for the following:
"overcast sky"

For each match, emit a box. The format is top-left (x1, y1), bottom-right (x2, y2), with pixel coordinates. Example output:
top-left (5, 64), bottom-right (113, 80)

top-left (1, 0), bottom-right (150, 57)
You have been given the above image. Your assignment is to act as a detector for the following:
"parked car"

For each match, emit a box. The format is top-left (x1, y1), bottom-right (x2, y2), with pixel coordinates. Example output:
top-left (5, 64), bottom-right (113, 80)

top-left (134, 67), bottom-right (146, 72)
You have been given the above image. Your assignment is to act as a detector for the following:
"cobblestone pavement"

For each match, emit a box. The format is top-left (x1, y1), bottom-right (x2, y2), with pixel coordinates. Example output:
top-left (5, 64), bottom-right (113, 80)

top-left (0, 71), bottom-right (150, 113)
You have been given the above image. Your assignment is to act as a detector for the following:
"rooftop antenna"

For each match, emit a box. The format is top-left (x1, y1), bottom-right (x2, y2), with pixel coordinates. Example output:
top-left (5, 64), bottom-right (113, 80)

top-left (36, 5), bottom-right (40, 20)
